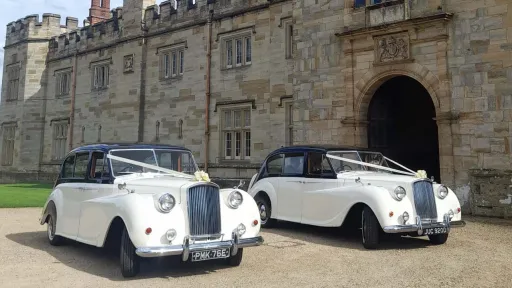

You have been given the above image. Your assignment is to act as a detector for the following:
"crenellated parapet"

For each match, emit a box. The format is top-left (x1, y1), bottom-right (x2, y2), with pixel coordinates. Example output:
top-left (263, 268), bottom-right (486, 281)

top-left (24, 0), bottom-right (285, 60)
top-left (5, 14), bottom-right (79, 47)
top-left (142, 0), bottom-right (272, 33)
top-left (47, 7), bottom-right (123, 60)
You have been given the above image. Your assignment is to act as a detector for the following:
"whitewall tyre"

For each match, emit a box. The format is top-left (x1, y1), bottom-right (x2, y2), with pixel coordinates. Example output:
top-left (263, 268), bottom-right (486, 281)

top-left (255, 195), bottom-right (276, 228)
top-left (361, 206), bottom-right (380, 249)
top-left (120, 226), bottom-right (140, 278)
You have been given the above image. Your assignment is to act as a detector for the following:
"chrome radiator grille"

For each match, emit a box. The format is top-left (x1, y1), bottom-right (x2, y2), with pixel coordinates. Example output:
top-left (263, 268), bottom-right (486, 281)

top-left (412, 180), bottom-right (438, 220)
top-left (187, 184), bottom-right (221, 236)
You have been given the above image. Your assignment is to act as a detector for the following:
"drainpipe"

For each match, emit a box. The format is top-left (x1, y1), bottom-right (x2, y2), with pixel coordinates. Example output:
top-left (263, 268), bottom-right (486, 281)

top-left (68, 51), bottom-right (78, 151)
top-left (204, 9), bottom-right (213, 172)
top-left (138, 23), bottom-right (149, 143)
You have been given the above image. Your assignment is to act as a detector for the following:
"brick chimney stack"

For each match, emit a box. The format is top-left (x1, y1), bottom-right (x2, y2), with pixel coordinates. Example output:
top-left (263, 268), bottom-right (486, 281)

top-left (88, 0), bottom-right (111, 25)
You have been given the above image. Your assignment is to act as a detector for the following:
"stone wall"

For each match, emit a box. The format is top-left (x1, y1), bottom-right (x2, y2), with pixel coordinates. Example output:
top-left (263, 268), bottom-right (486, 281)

top-left (469, 169), bottom-right (512, 218)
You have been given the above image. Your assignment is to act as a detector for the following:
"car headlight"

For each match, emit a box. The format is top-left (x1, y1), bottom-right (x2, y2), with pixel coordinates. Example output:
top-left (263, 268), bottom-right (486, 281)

top-left (157, 193), bottom-right (176, 213)
top-left (391, 186), bottom-right (406, 201)
top-left (228, 191), bottom-right (243, 209)
top-left (436, 185), bottom-right (448, 199)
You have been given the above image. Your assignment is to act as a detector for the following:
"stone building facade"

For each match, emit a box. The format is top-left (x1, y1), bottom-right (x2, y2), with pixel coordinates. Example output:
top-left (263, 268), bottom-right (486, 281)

top-left (1, 0), bottom-right (512, 217)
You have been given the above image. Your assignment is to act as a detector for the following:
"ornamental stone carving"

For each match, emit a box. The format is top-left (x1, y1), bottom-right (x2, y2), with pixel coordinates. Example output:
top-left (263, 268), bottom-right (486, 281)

top-left (123, 54), bottom-right (134, 73)
top-left (374, 33), bottom-right (410, 64)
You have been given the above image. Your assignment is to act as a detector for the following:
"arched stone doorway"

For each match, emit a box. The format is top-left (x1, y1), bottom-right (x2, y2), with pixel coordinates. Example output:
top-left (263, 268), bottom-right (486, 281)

top-left (367, 75), bottom-right (441, 182)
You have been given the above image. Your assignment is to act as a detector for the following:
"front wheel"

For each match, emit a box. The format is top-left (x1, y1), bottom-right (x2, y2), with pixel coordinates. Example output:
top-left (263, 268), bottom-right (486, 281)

top-left (428, 233), bottom-right (449, 245)
top-left (361, 206), bottom-right (380, 249)
top-left (226, 248), bottom-right (243, 266)
top-left (255, 195), bottom-right (276, 228)
top-left (120, 226), bottom-right (140, 278)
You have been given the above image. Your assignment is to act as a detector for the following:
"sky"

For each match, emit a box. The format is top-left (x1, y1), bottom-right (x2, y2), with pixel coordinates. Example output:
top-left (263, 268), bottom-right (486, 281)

top-left (0, 0), bottom-right (131, 98)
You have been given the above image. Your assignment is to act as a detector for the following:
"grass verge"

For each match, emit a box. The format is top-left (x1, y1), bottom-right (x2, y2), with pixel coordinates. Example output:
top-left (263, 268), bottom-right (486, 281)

top-left (0, 183), bottom-right (53, 208)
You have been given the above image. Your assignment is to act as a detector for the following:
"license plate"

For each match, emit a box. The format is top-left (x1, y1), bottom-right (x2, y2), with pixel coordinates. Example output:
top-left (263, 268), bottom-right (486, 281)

top-left (191, 248), bottom-right (230, 262)
top-left (423, 227), bottom-right (447, 236)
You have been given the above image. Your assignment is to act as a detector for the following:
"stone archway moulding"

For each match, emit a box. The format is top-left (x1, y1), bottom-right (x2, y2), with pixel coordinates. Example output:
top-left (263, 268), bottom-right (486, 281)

top-left (354, 62), bottom-right (444, 122)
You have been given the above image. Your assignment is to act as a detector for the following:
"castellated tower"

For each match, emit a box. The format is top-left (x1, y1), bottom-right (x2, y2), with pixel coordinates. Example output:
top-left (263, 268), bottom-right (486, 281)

top-left (1, 14), bottom-right (77, 174)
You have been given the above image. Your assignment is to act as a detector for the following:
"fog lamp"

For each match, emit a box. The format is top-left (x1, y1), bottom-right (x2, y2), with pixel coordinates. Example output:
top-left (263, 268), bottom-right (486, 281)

top-left (166, 229), bottom-right (177, 241)
top-left (236, 223), bottom-right (246, 236)
top-left (403, 211), bottom-right (409, 223)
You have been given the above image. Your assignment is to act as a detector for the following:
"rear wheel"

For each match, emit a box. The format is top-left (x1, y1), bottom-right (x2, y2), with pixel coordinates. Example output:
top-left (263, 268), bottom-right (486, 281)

top-left (46, 211), bottom-right (64, 246)
top-left (361, 206), bottom-right (380, 249)
top-left (428, 233), bottom-right (449, 245)
top-left (120, 226), bottom-right (140, 278)
top-left (226, 248), bottom-right (243, 266)
top-left (255, 194), bottom-right (276, 228)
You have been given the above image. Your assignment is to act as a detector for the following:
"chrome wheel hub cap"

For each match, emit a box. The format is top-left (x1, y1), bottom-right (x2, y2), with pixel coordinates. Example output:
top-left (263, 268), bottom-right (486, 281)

top-left (47, 218), bottom-right (54, 241)
top-left (259, 204), bottom-right (267, 222)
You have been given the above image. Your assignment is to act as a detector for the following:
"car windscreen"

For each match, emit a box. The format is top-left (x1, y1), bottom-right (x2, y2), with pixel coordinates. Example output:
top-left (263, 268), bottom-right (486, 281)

top-left (109, 149), bottom-right (197, 177)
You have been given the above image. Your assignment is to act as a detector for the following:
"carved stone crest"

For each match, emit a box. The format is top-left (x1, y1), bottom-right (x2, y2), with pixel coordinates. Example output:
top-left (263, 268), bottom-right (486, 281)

top-left (374, 33), bottom-right (410, 64)
top-left (123, 54), bottom-right (134, 73)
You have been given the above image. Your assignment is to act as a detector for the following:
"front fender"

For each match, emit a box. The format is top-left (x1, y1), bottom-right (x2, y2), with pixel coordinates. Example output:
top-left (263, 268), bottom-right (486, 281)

top-left (335, 185), bottom-right (415, 228)
top-left (247, 179), bottom-right (278, 216)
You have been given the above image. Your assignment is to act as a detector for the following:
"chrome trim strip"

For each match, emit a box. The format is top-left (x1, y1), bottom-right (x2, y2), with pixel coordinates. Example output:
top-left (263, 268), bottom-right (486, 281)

top-left (135, 236), bottom-right (264, 258)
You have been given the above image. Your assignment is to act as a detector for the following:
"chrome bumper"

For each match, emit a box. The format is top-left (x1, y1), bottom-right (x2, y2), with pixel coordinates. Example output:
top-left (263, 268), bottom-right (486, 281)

top-left (383, 214), bottom-right (466, 235)
top-left (135, 232), bottom-right (264, 260)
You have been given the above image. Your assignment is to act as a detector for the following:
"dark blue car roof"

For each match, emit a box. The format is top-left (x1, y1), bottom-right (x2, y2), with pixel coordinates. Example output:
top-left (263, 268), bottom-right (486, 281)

top-left (69, 143), bottom-right (191, 154)
top-left (267, 145), bottom-right (371, 158)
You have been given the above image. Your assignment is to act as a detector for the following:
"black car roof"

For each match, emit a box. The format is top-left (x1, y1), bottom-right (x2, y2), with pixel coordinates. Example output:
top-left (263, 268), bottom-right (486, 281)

top-left (69, 142), bottom-right (192, 154)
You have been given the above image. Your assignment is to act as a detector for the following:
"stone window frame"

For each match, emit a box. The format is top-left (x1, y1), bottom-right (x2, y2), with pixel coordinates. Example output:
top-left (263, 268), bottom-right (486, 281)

top-left (50, 118), bottom-right (69, 161)
top-left (157, 42), bottom-right (187, 81)
top-left (1, 122), bottom-right (17, 166)
top-left (283, 99), bottom-right (294, 146)
top-left (219, 103), bottom-right (252, 162)
top-left (54, 68), bottom-right (72, 97)
top-left (281, 17), bottom-right (294, 59)
top-left (5, 62), bottom-right (21, 102)
top-left (90, 59), bottom-right (111, 91)
top-left (219, 27), bottom-right (254, 70)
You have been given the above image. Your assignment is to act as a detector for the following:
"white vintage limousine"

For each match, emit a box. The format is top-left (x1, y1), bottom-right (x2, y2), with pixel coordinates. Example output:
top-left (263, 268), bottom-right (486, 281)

top-left (39, 143), bottom-right (263, 277)
top-left (248, 145), bottom-right (465, 249)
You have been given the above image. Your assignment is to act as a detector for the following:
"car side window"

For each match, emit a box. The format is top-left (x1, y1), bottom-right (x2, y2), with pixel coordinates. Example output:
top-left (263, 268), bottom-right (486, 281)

top-left (90, 152), bottom-right (107, 180)
top-left (283, 153), bottom-right (304, 175)
top-left (307, 152), bottom-right (335, 178)
top-left (266, 154), bottom-right (283, 176)
top-left (74, 152), bottom-right (90, 179)
top-left (61, 155), bottom-right (76, 178)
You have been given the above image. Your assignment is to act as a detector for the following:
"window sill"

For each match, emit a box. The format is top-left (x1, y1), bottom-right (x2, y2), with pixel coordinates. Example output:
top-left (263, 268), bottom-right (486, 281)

top-left (92, 87), bottom-right (109, 92)
top-left (160, 75), bottom-right (184, 83)
top-left (220, 63), bottom-right (252, 72)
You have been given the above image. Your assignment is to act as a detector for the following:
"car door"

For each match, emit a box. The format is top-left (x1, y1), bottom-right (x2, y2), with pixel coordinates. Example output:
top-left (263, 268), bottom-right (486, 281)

top-left (77, 151), bottom-right (116, 245)
top-left (301, 152), bottom-right (341, 226)
top-left (276, 152), bottom-right (305, 223)
top-left (54, 153), bottom-right (78, 239)
top-left (59, 151), bottom-right (90, 239)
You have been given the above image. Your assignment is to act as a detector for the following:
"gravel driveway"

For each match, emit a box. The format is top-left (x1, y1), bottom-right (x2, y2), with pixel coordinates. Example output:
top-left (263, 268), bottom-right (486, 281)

top-left (1, 208), bottom-right (511, 288)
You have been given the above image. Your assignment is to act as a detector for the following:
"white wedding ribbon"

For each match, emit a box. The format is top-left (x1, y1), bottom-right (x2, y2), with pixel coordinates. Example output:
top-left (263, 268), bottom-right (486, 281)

top-left (107, 154), bottom-right (195, 179)
top-left (325, 153), bottom-right (416, 176)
